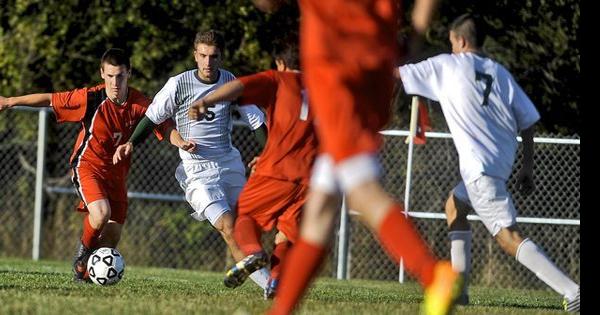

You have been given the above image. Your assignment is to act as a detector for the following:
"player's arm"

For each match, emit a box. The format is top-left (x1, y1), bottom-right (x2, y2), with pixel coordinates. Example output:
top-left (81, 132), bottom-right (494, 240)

top-left (412, 0), bottom-right (438, 35)
top-left (113, 116), bottom-right (155, 164)
top-left (517, 124), bottom-right (536, 195)
top-left (0, 93), bottom-right (52, 112)
top-left (168, 128), bottom-right (196, 152)
top-left (189, 80), bottom-right (244, 120)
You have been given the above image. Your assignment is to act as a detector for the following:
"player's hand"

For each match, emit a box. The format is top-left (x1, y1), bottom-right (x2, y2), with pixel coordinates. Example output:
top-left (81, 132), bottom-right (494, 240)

top-left (252, 0), bottom-right (284, 13)
top-left (0, 96), bottom-right (12, 112)
top-left (113, 142), bottom-right (133, 165)
top-left (178, 140), bottom-right (196, 153)
top-left (189, 98), bottom-right (208, 121)
top-left (517, 169), bottom-right (535, 196)
top-left (248, 156), bottom-right (260, 175)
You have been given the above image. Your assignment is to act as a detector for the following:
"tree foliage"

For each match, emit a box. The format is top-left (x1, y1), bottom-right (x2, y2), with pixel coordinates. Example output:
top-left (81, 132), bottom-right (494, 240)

top-left (0, 0), bottom-right (579, 134)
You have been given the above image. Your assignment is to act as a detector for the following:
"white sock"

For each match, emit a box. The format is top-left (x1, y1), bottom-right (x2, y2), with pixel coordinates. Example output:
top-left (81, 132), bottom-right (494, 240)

top-left (248, 267), bottom-right (270, 290)
top-left (449, 230), bottom-right (471, 297)
top-left (515, 238), bottom-right (579, 301)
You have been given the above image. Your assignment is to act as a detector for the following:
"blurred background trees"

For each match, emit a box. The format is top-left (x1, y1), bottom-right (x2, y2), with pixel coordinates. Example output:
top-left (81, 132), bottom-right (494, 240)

top-left (0, 0), bottom-right (580, 134)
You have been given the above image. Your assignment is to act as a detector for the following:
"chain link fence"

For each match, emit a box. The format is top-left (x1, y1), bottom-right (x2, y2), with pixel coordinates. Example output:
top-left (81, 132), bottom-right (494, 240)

top-left (0, 106), bottom-right (579, 289)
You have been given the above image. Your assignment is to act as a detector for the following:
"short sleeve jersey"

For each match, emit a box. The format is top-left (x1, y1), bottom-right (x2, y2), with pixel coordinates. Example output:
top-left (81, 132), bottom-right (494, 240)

top-left (239, 70), bottom-right (319, 184)
top-left (399, 53), bottom-right (540, 183)
top-left (51, 84), bottom-right (167, 177)
top-left (145, 69), bottom-right (264, 160)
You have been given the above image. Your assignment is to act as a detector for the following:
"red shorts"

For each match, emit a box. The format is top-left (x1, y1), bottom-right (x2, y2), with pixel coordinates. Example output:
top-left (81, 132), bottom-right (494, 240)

top-left (300, 0), bottom-right (398, 163)
top-left (71, 163), bottom-right (128, 224)
top-left (237, 174), bottom-right (308, 243)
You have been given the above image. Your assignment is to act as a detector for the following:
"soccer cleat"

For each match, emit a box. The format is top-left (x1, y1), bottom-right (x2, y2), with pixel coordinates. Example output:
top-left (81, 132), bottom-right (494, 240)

top-left (263, 278), bottom-right (279, 300)
top-left (224, 252), bottom-right (268, 289)
top-left (563, 288), bottom-right (580, 312)
top-left (421, 261), bottom-right (463, 315)
top-left (72, 241), bottom-right (92, 283)
top-left (455, 293), bottom-right (469, 306)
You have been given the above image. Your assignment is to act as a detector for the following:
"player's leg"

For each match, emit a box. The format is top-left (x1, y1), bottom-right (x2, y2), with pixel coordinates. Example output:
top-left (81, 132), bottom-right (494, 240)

top-left (94, 197), bottom-right (127, 248)
top-left (337, 155), bottom-right (460, 312)
top-left (96, 220), bottom-right (123, 248)
top-left (468, 175), bottom-right (579, 310)
top-left (222, 163), bottom-right (271, 290)
top-left (446, 184), bottom-right (473, 305)
top-left (289, 0), bottom-right (460, 314)
top-left (71, 166), bottom-right (113, 282)
top-left (269, 187), bottom-right (341, 315)
top-left (266, 184), bottom-right (307, 300)
top-left (263, 231), bottom-right (289, 299)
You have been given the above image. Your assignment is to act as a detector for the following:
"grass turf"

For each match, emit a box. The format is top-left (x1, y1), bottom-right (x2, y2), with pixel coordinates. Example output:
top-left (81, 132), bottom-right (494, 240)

top-left (0, 257), bottom-right (567, 314)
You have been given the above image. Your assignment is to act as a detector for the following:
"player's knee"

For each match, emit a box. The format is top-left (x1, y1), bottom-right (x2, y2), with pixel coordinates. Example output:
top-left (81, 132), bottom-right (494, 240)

top-left (88, 200), bottom-right (112, 225)
top-left (494, 226), bottom-right (524, 256)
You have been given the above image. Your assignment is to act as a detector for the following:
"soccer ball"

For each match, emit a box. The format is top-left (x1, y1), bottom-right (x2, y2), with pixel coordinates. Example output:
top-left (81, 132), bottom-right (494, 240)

top-left (87, 247), bottom-right (125, 286)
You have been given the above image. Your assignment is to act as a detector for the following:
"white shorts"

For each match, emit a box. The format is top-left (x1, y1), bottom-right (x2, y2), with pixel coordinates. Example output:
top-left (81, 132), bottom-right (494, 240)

top-left (175, 149), bottom-right (246, 226)
top-left (310, 153), bottom-right (380, 194)
top-left (453, 175), bottom-right (517, 236)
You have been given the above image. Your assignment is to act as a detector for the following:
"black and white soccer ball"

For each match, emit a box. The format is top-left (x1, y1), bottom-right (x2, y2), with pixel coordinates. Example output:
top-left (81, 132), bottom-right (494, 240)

top-left (87, 247), bottom-right (125, 286)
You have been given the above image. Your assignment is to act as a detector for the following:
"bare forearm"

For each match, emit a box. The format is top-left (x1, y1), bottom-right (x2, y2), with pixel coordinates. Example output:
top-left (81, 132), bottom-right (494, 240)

top-left (203, 80), bottom-right (244, 106)
top-left (169, 128), bottom-right (184, 147)
top-left (412, 0), bottom-right (438, 34)
top-left (6, 93), bottom-right (52, 108)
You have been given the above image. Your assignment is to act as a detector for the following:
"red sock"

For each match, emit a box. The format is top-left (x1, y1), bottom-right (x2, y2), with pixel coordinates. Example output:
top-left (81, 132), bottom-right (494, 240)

top-left (233, 215), bottom-right (263, 255)
top-left (268, 238), bottom-right (325, 315)
top-left (270, 241), bottom-right (290, 280)
top-left (81, 214), bottom-right (102, 249)
top-left (377, 204), bottom-right (437, 287)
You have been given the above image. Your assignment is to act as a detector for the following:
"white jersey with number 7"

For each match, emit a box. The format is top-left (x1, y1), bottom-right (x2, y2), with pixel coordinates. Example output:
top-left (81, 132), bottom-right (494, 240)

top-left (399, 52), bottom-right (540, 184)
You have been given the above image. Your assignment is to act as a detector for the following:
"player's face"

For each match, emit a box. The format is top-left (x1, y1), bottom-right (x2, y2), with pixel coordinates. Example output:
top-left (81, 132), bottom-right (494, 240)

top-left (194, 43), bottom-right (222, 82)
top-left (101, 64), bottom-right (130, 103)
top-left (449, 30), bottom-right (464, 54)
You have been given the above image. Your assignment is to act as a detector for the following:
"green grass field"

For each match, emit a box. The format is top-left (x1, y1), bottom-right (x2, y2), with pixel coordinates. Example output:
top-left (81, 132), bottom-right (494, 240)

top-left (0, 257), bottom-right (567, 314)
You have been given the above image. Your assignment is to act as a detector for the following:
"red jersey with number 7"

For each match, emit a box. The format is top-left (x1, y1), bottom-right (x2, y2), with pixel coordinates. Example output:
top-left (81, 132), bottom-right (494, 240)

top-left (238, 70), bottom-right (319, 185)
top-left (51, 84), bottom-right (168, 177)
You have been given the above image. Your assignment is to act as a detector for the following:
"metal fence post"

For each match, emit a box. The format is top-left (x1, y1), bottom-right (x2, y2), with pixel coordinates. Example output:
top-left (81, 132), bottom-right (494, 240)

top-left (33, 109), bottom-right (48, 261)
top-left (337, 195), bottom-right (350, 280)
top-left (399, 96), bottom-right (420, 283)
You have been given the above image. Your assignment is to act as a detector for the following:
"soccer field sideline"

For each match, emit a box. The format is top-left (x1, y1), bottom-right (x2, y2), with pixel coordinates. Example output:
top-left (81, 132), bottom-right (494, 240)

top-left (0, 257), bottom-right (566, 314)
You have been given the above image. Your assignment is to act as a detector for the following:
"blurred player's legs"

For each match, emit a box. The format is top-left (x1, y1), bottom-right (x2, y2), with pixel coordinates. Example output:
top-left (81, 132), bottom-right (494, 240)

top-left (226, 175), bottom-right (305, 295)
top-left (269, 0), bottom-right (461, 314)
top-left (177, 156), bottom-right (270, 290)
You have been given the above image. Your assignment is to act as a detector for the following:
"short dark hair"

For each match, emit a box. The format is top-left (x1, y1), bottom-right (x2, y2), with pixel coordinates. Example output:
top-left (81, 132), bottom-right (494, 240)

top-left (449, 13), bottom-right (486, 48)
top-left (273, 42), bottom-right (299, 70)
top-left (100, 48), bottom-right (131, 70)
top-left (194, 30), bottom-right (225, 51)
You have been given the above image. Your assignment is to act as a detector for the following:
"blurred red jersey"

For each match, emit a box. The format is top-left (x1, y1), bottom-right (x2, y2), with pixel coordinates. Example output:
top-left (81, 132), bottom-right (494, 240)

top-left (51, 84), bottom-right (168, 177)
top-left (239, 70), bottom-right (319, 184)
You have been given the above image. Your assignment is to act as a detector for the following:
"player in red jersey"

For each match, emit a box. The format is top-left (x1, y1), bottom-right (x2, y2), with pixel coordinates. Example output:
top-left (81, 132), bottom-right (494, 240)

top-left (0, 48), bottom-right (174, 282)
top-left (189, 43), bottom-right (319, 299)
top-left (247, 1), bottom-right (463, 314)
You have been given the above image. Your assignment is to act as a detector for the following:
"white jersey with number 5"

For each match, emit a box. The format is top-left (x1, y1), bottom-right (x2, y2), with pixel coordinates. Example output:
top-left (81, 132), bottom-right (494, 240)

top-left (145, 69), bottom-right (263, 160)
top-left (399, 52), bottom-right (540, 183)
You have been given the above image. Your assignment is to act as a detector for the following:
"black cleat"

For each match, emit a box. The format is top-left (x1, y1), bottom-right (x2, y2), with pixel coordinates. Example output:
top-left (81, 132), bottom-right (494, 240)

top-left (72, 241), bottom-right (92, 282)
top-left (263, 278), bottom-right (279, 300)
top-left (224, 252), bottom-right (268, 289)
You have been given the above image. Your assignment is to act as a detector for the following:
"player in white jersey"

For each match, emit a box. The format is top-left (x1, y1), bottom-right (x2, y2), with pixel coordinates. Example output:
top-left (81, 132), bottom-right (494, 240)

top-left (397, 14), bottom-right (579, 312)
top-left (112, 30), bottom-right (271, 292)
